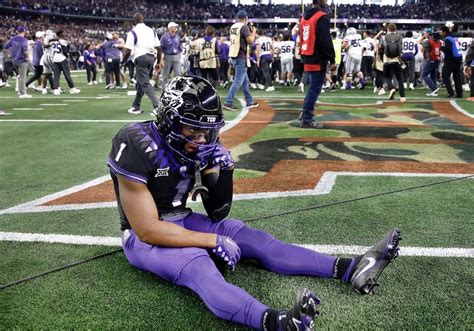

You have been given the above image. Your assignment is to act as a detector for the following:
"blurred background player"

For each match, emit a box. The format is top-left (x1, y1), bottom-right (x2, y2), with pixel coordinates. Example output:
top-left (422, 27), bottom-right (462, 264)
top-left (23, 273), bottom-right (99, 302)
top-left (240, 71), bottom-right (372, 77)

top-left (401, 31), bottom-right (418, 91)
top-left (50, 30), bottom-right (80, 95)
top-left (218, 35), bottom-right (230, 88)
top-left (457, 33), bottom-right (472, 92)
top-left (342, 27), bottom-right (366, 90)
top-left (97, 32), bottom-right (123, 89)
top-left (279, 34), bottom-right (294, 86)
top-left (440, 25), bottom-right (463, 98)
top-left (256, 29), bottom-right (274, 92)
top-left (361, 31), bottom-right (375, 88)
top-left (464, 39), bottom-right (474, 100)
top-left (25, 31), bottom-right (44, 92)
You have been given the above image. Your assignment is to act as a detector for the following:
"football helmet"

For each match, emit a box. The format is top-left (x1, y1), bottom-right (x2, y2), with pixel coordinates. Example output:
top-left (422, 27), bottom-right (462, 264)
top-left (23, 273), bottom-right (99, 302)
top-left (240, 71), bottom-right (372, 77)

top-left (346, 27), bottom-right (357, 36)
top-left (156, 75), bottom-right (225, 164)
top-left (45, 29), bottom-right (56, 38)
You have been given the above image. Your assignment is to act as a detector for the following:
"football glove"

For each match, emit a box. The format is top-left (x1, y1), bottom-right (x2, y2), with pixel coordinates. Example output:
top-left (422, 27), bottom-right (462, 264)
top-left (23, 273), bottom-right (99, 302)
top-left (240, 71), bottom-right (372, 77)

top-left (212, 235), bottom-right (241, 271)
top-left (197, 144), bottom-right (234, 170)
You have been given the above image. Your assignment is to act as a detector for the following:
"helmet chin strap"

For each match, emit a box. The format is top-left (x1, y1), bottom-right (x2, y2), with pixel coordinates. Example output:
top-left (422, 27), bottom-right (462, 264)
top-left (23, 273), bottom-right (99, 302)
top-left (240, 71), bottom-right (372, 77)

top-left (190, 160), bottom-right (209, 201)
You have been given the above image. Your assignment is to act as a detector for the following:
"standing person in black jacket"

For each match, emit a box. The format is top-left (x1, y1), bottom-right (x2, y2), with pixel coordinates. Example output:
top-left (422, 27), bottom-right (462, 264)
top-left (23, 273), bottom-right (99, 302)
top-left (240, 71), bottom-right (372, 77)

top-left (299, 0), bottom-right (336, 128)
top-left (440, 26), bottom-right (463, 98)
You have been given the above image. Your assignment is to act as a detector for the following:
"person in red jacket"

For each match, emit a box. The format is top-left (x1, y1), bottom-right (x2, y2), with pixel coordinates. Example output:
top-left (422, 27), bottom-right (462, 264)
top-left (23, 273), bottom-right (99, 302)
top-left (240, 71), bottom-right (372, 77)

top-left (421, 28), bottom-right (442, 97)
top-left (299, 0), bottom-right (336, 128)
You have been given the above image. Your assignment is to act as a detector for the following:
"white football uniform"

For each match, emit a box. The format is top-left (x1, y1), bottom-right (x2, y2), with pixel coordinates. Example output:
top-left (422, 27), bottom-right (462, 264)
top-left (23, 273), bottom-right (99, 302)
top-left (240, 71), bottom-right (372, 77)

top-left (402, 37), bottom-right (418, 57)
top-left (48, 40), bottom-right (66, 63)
top-left (41, 36), bottom-right (57, 74)
top-left (257, 36), bottom-right (272, 58)
top-left (180, 41), bottom-right (190, 75)
top-left (344, 34), bottom-right (362, 74)
top-left (457, 37), bottom-right (472, 62)
top-left (279, 40), bottom-right (294, 74)
top-left (362, 37), bottom-right (375, 58)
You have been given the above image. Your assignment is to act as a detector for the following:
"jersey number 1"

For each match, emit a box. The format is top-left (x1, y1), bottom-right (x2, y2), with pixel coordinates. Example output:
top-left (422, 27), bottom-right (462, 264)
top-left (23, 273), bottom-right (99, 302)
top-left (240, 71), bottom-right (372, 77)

top-left (115, 143), bottom-right (127, 162)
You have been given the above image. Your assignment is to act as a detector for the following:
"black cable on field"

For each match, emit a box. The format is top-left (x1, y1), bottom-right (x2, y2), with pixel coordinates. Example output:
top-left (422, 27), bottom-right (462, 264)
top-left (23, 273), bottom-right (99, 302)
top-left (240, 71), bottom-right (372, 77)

top-left (244, 174), bottom-right (474, 223)
top-left (1, 174), bottom-right (472, 290)
top-left (0, 248), bottom-right (123, 290)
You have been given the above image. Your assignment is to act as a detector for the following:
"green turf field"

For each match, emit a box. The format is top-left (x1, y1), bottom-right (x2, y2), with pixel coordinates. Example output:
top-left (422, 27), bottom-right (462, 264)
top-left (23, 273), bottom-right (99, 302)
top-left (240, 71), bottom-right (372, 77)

top-left (1, 71), bottom-right (473, 329)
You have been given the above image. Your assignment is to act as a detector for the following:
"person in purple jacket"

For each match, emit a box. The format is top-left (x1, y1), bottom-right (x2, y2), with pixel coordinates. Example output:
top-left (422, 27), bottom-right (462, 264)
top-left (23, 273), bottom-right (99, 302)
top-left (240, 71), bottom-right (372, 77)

top-left (160, 22), bottom-right (182, 88)
top-left (5, 26), bottom-right (31, 98)
top-left (83, 43), bottom-right (98, 85)
top-left (218, 36), bottom-right (230, 88)
top-left (97, 32), bottom-right (123, 89)
top-left (25, 31), bottom-right (45, 91)
top-left (108, 75), bottom-right (401, 331)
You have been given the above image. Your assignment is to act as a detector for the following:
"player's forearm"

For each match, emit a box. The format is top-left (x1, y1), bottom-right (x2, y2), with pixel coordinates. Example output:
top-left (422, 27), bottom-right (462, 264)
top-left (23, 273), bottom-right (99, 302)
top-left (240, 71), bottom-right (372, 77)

top-left (137, 221), bottom-right (217, 248)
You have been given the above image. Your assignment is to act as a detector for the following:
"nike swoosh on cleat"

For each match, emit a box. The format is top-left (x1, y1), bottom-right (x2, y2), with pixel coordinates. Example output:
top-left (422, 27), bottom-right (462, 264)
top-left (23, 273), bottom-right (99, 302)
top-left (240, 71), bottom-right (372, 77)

top-left (353, 257), bottom-right (376, 282)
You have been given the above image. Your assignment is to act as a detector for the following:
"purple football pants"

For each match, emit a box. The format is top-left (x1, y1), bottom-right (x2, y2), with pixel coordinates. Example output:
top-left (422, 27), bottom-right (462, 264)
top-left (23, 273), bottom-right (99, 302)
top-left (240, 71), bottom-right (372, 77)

top-left (122, 213), bottom-right (336, 329)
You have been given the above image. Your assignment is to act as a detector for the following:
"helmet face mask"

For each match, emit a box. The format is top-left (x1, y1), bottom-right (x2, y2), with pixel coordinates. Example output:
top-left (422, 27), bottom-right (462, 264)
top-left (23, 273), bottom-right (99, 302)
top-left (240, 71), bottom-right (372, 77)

top-left (156, 76), bottom-right (225, 164)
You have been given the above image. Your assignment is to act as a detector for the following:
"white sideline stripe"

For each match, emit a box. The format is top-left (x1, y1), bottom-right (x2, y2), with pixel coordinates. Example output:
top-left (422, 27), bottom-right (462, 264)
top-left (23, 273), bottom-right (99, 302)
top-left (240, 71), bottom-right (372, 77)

top-left (40, 103), bottom-right (68, 106)
top-left (0, 232), bottom-right (472, 258)
top-left (299, 244), bottom-right (474, 258)
top-left (1, 172), bottom-right (472, 215)
top-left (222, 98), bottom-right (249, 133)
top-left (0, 232), bottom-right (121, 247)
top-left (450, 100), bottom-right (474, 119)
top-left (12, 108), bottom-right (43, 111)
top-left (0, 175), bottom-right (111, 215)
top-left (64, 99), bottom-right (88, 102)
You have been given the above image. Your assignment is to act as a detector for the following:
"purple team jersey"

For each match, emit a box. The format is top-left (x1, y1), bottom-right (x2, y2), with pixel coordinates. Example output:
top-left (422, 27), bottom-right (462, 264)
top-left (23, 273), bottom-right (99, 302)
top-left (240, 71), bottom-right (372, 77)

top-left (5, 35), bottom-right (28, 64)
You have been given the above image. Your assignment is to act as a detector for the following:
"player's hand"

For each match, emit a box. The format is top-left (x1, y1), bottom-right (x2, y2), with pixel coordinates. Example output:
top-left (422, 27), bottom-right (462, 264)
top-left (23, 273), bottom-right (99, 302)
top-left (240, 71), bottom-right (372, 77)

top-left (464, 66), bottom-right (471, 76)
top-left (197, 144), bottom-right (234, 170)
top-left (330, 63), bottom-right (338, 72)
top-left (213, 235), bottom-right (241, 271)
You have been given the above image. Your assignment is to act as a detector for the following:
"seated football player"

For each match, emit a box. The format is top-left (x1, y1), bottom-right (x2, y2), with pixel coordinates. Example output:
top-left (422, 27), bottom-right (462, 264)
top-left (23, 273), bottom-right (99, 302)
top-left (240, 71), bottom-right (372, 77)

top-left (107, 75), bottom-right (401, 330)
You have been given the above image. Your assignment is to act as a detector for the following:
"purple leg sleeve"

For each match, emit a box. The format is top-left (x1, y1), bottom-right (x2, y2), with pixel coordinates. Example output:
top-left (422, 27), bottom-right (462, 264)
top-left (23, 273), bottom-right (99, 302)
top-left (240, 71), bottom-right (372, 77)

top-left (177, 255), bottom-right (268, 329)
top-left (234, 226), bottom-right (336, 278)
top-left (182, 213), bottom-right (336, 278)
top-left (122, 229), bottom-right (267, 329)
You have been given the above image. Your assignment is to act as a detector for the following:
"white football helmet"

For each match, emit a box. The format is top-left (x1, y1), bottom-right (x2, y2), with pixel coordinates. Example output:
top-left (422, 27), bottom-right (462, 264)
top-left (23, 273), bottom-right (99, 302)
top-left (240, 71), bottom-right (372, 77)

top-left (45, 29), bottom-right (55, 37)
top-left (346, 27), bottom-right (357, 36)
